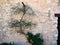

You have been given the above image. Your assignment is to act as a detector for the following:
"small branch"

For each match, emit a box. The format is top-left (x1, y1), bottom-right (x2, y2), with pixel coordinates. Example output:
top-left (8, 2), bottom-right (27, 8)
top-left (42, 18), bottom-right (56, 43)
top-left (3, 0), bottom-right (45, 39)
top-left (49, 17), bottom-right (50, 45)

top-left (22, 2), bottom-right (26, 15)
top-left (19, 2), bottom-right (26, 34)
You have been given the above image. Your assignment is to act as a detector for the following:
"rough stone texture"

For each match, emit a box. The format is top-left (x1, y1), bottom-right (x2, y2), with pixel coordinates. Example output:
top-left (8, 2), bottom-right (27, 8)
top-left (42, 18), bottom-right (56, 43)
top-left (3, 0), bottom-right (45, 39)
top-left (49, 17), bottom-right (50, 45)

top-left (0, 0), bottom-right (58, 45)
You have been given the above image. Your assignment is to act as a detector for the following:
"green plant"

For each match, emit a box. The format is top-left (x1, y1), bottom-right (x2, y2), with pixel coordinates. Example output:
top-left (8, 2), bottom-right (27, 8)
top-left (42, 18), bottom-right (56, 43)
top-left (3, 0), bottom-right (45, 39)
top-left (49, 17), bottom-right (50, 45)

top-left (10, 2), bottom-right (43, 45)
top-left (10, 20), bottom-right (35, 27)
top-left (11, 2), bottom-right (35, 15)
top-left (26, 32), bottom-right (43, 45)
top-left (10, 2), bottom-right (35, 34)
top-left (9, 20), bottom-right (36, 34)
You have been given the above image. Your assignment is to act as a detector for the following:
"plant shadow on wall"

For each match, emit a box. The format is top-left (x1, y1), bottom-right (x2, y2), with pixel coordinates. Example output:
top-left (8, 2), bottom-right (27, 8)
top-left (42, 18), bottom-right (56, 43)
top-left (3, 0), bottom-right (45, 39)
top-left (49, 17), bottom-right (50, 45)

top-left (8, 2), bottom-right (44, 45)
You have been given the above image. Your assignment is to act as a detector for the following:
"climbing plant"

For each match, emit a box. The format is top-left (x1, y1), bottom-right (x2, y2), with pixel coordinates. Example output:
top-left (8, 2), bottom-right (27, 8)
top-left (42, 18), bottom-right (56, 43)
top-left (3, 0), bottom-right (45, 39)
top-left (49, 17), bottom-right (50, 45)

top-left (9, 20), bottom-right (36, 34)
top-left (10, 2), bottom-right (35, 34)
top-left (9, 2), bottom-right (43, 45)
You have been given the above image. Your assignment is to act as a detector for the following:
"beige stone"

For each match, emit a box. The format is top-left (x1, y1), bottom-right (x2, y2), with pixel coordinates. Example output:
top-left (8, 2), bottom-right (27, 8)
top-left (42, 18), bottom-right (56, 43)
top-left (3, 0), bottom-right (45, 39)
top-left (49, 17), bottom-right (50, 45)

top-left (0, 0), bottom-right (58, 45)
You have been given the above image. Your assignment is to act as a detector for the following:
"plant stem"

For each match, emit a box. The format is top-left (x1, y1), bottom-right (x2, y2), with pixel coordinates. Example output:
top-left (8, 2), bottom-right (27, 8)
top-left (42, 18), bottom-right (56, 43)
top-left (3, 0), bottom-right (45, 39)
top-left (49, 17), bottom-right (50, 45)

top-left (19, 2), bottom-right (26, 34)
top-left (19, 14), bottom-right (25, 34)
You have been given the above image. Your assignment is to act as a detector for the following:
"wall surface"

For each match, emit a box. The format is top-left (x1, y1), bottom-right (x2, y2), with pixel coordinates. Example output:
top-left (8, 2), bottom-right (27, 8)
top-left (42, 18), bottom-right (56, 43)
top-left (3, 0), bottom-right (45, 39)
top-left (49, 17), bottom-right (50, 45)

top-left (0, 0), bottom-right (59, 45)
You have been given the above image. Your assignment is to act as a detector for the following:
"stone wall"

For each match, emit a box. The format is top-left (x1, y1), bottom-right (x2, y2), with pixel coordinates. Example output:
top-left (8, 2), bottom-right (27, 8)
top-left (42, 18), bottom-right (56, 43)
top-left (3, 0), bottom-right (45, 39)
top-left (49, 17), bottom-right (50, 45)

top-left (0, 0), bottom-right (58, 45)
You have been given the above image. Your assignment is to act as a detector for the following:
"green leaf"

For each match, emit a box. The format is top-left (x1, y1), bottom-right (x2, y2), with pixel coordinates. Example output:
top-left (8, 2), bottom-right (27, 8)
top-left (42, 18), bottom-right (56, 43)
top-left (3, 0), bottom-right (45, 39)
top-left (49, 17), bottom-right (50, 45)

top-left (34, 33), bottom-right (40, 38)
top-left (27, 32), bottom-right (43, 45)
